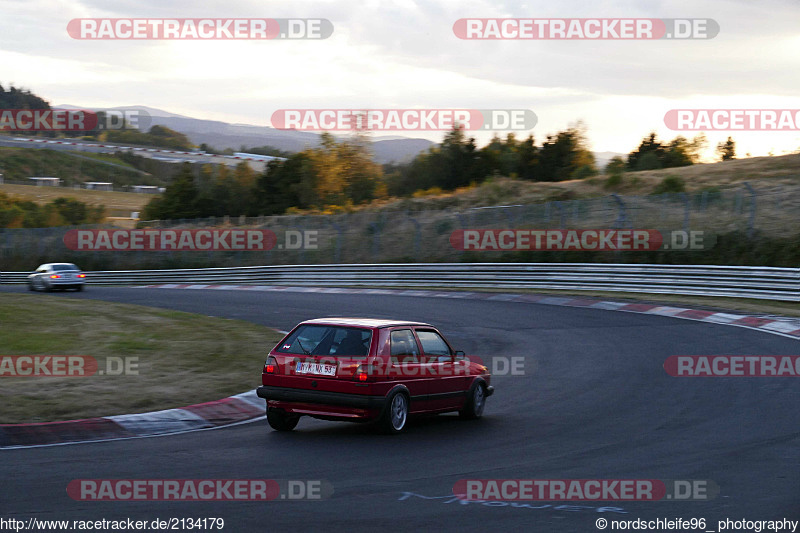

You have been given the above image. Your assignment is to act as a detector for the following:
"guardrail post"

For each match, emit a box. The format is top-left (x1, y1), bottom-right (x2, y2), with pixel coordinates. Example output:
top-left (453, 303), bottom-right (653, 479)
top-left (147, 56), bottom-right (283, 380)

top-left (328, 220), bottom-right (344, 263)
top-left (556, 201), bottom-right (566, 229)
top-left (609, 194), bottom-right (628, 229)
top-left (743, 182), bottom-right (756, 238)
top-left (291, 224), bottom-right (306, 263)
top-left (368, 218), bottom-right (382, 260)
top-left (679, 192), bottom-right (689, 232)
top-left (455, 213), bottom-right (468, 256)
top-left (406, 212), bottom-right (422, 260)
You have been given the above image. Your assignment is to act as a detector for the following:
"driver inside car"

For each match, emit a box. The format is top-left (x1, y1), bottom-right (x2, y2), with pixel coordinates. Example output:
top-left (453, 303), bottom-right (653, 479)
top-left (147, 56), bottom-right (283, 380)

top-left (336, 329), bottom-right (368, 356)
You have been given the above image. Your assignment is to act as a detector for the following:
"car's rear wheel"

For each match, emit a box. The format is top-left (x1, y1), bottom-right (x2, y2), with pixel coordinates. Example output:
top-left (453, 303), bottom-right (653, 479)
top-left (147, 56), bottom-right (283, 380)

top-left (267, 407), bottom-right (299, 431)
top-left (379, 391), bottom-right (409, 434)
top-left (459, 381), bottom-right (486, 420)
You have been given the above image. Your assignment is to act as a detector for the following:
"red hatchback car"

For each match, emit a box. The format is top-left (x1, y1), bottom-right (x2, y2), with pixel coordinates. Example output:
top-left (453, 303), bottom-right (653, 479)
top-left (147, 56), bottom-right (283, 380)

top-left (257, 318), bottom-right (493, 433)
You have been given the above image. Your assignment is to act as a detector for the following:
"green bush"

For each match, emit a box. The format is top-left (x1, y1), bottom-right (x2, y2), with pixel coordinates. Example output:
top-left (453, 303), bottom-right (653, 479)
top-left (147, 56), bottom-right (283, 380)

top-left (604, 174), bottom-right (624, 190)
top-left (653, 175), bottom-right (686, 195)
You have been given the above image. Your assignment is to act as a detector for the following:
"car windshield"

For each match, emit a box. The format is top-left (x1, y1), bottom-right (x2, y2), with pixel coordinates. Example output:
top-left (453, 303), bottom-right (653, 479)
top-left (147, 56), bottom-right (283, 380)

top-left (52, 264), bottom-right (79, 271)
top-left (275, 325), bottom-right (372, 358)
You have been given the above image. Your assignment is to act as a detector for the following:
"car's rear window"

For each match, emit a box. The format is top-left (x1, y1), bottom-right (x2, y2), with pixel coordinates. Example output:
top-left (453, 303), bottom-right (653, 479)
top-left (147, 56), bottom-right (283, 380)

top-left (275, 325), bottom-right (372, 358)
top-left (52, 264), bottom-right (79, 271)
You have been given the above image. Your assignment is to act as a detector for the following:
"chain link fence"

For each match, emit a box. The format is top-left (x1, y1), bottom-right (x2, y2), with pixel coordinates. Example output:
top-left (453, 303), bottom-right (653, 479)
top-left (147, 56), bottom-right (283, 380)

top-left (1, 183), bottom-right (798, 271)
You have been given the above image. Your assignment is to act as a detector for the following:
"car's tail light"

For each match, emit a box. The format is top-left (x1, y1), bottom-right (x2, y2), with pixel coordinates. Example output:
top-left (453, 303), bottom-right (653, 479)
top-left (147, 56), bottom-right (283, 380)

top-left (353, 364), bottom-right (373, 382)
top-left (50, 274), bottom-right (60, 279)
top-left (77, 274), bottom-right (86, 278)
top-left (264, 356), bottom-right (278, 374)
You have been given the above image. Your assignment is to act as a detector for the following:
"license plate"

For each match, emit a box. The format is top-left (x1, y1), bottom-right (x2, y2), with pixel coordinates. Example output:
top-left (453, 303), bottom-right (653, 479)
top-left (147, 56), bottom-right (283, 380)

top-left (296, 362), bottom-right (336, 376)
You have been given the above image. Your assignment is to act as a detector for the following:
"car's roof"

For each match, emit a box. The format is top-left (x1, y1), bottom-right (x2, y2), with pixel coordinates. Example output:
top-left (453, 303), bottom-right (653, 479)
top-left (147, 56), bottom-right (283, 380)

top-left (301, 318), bottom-right (434, 329)
top-left (40, 263), bottom-right (79, 268)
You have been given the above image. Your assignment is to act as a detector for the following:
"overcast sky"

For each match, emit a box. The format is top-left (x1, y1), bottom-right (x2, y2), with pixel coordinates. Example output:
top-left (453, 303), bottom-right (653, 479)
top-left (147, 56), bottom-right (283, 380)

top-left (1, 0), bottom-right (799, 159)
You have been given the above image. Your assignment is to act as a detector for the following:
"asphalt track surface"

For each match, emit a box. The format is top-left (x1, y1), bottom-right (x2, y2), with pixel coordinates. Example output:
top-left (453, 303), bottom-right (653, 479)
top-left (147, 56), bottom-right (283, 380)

top-left (1, 285), bottom-right (799, 532)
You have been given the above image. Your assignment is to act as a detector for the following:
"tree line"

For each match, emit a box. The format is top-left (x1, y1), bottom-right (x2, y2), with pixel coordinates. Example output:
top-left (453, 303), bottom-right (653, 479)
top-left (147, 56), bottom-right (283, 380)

top-left (144, 124), bottom-right (600, 219)
top-left (0, 84), bottom-right (50, 111)
top-left (385, 124), bottom-right (596, 197)
top-left (605, 131), bottom-right (736, 175)
top-left (144, 124), bottom-right (740, 220)
top-left (142, 132), bottom-right (385, 219)
top-left (0, 193), bottom-right (105, 228)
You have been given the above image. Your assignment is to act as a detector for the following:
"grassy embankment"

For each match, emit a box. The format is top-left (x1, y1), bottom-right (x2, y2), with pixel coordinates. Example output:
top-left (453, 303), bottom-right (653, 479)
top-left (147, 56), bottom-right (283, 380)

top-left (0, 293), bottom-right (281, 423)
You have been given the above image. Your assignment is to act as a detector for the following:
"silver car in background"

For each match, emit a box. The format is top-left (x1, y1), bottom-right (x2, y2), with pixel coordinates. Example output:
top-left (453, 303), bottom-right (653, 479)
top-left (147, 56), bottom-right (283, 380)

top-left (28, 263), bottom-right (86, 292)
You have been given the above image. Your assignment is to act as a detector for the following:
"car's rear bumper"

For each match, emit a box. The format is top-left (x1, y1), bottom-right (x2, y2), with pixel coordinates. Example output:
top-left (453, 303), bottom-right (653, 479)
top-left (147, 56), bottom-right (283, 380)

top-left (257, 386), bottom-right (386, 410)
top-left (32, 278), bottom-right (85, 286)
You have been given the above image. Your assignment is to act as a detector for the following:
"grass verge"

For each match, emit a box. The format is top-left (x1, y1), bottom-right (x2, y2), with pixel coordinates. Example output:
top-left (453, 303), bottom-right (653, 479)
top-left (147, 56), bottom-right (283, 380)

top-left (0, 294), bottom-right (281, 423)
top-left (0, 182), bottom-right (153, 214)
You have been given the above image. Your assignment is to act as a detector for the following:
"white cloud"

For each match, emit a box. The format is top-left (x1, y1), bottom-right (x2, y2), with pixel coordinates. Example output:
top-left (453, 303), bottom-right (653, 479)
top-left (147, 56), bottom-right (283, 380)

top-left (0, 0), bottom-right (797, 155)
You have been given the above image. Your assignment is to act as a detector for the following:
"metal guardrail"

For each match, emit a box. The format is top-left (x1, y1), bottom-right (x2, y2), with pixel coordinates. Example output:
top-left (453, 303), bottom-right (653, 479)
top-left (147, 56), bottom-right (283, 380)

top-left (2, 263), bottom-right (798, 302)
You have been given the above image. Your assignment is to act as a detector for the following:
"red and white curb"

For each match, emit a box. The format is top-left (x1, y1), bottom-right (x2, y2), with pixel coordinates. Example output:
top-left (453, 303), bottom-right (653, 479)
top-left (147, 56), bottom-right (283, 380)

top-left (138, 284), bottom-right (800, 340)
top-left (0, 390), bottom-right (265, 449)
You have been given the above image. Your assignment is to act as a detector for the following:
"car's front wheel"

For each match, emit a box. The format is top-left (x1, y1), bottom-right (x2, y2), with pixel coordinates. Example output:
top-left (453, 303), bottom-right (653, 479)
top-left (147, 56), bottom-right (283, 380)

top-left (379, 390), bottom-right (409, 434)
top-left (267, 407), bottom-right (299, 431)
top-left (459, 381), bottom-right (486, 420)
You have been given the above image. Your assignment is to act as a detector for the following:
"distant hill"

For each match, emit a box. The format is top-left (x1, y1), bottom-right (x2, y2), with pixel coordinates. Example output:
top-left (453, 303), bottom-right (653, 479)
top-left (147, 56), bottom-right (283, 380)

top-left (57, 105), bottom-right (624, 167)
top-left (57, 105), bottom-right (436, 164)
top-left (593, 151), bottom-right (627, 169)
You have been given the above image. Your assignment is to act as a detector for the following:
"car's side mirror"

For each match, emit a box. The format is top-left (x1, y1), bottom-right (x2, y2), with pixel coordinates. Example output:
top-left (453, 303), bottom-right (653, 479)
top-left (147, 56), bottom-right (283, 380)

top-left (454, 350), bottom-right (466, 359)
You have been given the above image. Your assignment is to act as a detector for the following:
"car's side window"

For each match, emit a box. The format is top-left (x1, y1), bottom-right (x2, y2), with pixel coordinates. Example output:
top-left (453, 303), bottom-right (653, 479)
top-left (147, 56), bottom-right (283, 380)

top-left (390, 329), bottom-right (419, 363)
top-left (416, 330), bottom-right (452, 359)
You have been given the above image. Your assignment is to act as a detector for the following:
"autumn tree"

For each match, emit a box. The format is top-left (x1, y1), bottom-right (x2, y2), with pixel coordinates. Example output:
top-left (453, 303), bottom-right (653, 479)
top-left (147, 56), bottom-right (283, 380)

top-left (716, 137), bottom-right (736, 161)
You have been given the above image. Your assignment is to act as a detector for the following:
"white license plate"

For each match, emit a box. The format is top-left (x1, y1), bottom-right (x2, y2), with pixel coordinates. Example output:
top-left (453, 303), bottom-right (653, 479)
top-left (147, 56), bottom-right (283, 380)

top-left (296, 362), bottom-right (336, 376)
